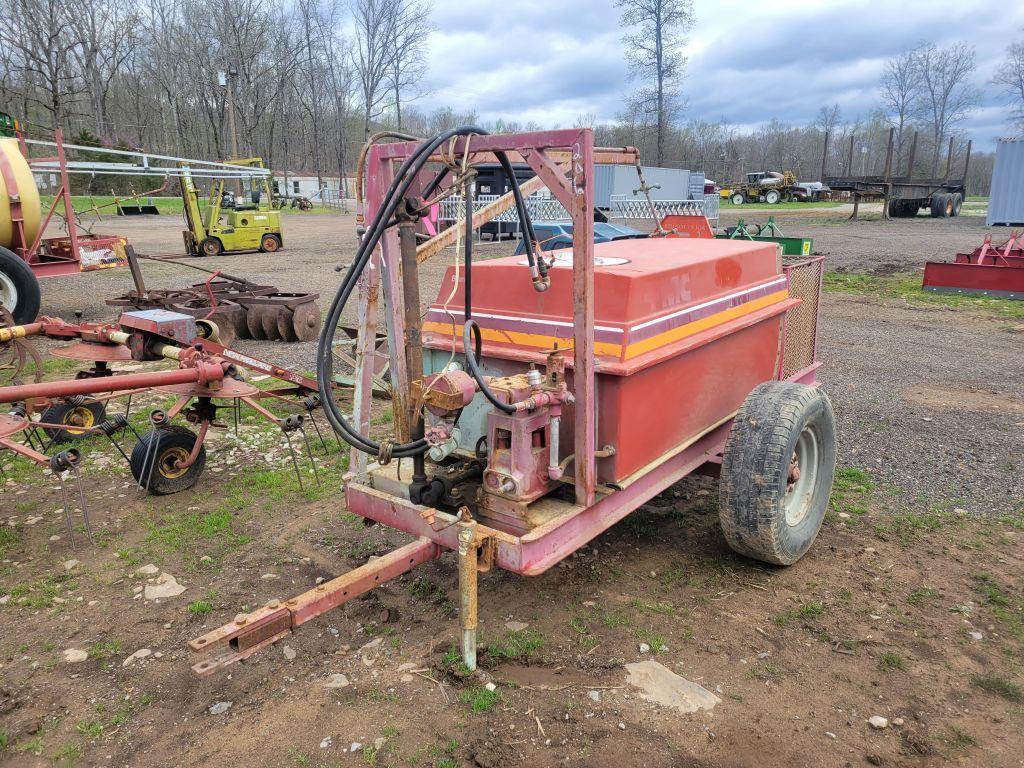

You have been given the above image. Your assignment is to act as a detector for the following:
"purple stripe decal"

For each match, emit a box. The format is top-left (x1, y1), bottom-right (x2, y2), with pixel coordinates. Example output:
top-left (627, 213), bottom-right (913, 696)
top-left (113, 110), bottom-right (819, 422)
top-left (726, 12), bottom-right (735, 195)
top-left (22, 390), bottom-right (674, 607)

top-left (627, 280), bottom-right (786, 343)
top-left (424, 277), bottom-right (786, 347)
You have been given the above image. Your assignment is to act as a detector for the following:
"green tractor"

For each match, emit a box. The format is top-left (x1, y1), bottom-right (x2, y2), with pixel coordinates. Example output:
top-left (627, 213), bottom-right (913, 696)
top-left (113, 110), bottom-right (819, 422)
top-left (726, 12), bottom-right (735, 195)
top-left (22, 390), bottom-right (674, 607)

top-left (180, 158), bottom-right (283, 257)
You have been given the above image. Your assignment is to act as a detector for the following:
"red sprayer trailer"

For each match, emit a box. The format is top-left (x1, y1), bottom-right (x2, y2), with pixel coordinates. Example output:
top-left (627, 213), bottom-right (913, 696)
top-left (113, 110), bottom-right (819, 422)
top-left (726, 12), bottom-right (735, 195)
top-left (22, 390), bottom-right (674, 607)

top-left (189, 128), bottom-right (834, 674)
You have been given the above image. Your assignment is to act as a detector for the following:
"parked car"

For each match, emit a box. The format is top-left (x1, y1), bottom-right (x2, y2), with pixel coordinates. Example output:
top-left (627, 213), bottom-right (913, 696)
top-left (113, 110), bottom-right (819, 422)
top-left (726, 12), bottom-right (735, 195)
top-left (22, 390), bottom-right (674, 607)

top-left (513, 221), bottom-right (648, 255)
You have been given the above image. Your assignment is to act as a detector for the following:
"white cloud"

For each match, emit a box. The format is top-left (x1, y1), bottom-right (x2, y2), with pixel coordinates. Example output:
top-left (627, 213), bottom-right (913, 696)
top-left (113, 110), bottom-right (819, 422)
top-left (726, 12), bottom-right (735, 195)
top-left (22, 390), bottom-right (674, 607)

top-left (413, 0), bottom-right (1024, 149)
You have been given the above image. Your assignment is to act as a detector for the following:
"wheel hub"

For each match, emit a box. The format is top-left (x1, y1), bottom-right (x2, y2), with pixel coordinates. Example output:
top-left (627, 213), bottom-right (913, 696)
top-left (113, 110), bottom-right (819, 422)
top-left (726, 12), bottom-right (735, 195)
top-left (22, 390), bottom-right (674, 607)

top-left (783, 426), bottom-right (819, 527)
top-left (160, 446), bottom-right (191, 479)
top-left (0, 270), bottom-right (18, 311)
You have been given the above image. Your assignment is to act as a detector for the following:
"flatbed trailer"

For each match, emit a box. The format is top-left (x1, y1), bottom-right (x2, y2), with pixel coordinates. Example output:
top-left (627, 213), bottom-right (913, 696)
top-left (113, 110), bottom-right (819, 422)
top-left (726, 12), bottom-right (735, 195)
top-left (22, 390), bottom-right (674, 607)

top-left (822, 128), bottom-right (971, 220)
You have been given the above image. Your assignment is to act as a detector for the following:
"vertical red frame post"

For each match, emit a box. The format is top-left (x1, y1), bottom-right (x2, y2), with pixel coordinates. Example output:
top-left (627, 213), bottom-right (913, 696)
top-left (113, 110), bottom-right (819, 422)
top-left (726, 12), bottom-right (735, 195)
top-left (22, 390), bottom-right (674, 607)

top-left (570, 129), bottom-right (596, 505)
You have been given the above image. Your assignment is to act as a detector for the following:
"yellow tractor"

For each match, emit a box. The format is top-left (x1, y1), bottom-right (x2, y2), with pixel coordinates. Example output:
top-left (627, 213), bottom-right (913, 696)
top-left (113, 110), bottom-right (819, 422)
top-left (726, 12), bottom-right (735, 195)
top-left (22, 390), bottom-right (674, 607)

top-left (180, 158), bottom-right (283, 257)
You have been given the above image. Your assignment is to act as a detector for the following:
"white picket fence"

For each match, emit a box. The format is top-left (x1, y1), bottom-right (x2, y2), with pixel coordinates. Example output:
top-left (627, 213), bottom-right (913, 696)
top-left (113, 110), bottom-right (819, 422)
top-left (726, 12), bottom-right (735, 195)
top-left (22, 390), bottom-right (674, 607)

top-left (435, 191), bottom-right (720, 231)
top-left (610, 194), bottom-right (720, 225)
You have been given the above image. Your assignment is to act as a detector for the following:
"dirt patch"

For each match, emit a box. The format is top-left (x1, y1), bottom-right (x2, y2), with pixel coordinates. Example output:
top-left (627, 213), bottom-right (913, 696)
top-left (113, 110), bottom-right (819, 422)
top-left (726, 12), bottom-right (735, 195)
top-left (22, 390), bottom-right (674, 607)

top-left (903, 385), bottom-right (1024, 415)
top-left (1, 210), bottom-right (1021, 767)
top-left (1, 471), bottom-right (1022, 768)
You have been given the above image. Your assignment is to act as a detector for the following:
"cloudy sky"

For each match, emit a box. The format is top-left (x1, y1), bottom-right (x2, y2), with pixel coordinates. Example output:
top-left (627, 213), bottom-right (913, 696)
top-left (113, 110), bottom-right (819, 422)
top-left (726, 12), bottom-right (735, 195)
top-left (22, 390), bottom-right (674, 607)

top-left (418, 0), bottom-right (1024, 150)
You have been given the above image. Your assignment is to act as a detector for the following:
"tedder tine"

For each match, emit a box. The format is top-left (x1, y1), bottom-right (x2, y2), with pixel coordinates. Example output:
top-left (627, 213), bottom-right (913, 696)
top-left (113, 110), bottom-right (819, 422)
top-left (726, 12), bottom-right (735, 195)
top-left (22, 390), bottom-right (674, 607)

top-left (188, 537), bottom-right (442, 676)
top-left (280, 414), bottom-right (306, 490)
top-left (298, 423), bottom-right (320, 487)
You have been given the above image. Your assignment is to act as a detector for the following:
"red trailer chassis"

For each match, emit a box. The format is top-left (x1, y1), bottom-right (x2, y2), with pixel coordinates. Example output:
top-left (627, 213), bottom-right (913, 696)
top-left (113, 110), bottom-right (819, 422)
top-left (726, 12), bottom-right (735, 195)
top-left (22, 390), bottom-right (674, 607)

top-left (188, 129), bottom-right (826, 675)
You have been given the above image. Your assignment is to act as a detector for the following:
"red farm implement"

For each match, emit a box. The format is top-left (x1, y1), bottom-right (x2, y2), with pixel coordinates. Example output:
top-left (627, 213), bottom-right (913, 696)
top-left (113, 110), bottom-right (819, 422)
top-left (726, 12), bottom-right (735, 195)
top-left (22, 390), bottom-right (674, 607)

top-left (922, 232), bottom-right (1024, 300)
top-left (186, 127), bottom-right (834, 676)
top-left (0, 308), bottom-right (335, 545)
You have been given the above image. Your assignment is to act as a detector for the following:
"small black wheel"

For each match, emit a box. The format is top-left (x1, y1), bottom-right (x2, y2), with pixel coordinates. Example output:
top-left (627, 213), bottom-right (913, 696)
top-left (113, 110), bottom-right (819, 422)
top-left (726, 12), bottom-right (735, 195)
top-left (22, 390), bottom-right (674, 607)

top-left (129, 425), bottom-right (206, 495)
top-left (0, 245), bottom-right (41, 324)
top-left (40, 398), bottom-right (106, 443)
top-left (199, 237), bottom-right (223, 257)
top-left (719, 381), bottom-right (837, 565)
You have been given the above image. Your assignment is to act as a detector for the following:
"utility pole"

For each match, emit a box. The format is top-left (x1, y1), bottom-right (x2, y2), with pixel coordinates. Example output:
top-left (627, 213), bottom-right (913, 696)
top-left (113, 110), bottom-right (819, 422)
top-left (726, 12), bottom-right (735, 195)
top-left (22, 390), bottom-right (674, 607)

top-left (220, 66), bottom-right (242, 195)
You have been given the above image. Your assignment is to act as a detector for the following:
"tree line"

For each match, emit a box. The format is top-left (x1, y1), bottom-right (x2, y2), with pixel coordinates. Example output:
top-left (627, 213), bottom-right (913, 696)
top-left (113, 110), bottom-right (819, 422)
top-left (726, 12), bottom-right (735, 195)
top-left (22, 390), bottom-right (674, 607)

top-left (1, 0), bottom-right (1021, 196)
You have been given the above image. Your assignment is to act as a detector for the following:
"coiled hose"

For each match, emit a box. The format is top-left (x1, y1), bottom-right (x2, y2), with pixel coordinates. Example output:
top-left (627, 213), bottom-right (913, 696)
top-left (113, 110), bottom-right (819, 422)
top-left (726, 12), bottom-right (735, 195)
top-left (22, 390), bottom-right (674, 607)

top-left (317, 126), bottom-right (542, 457)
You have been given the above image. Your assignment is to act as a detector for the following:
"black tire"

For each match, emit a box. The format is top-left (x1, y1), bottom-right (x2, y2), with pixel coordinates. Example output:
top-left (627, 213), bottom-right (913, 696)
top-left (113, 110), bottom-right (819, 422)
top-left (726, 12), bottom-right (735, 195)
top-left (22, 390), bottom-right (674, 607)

top-left (930, 193), bottom-right (948, 218)
top-left (129, 424), bottom-right (206, 495)
top-left (887, 199), bottom-right (903, 218)
top-left (259, 233), bottom-right (282, 253)
top-left (199, 237), bottom-right (223, 257)
top-left (0, 245), bottom-right (41, 324)
top-left (764, 189), bottom-right (781, 205)
top-left (730, 192), bottom-right (745, 206)
top-left (951, 192), bottom-right (963, 217)
top-left (39, 398), bottom-right (106, 443)
top-left (719, 381), bottom-right (837, 566)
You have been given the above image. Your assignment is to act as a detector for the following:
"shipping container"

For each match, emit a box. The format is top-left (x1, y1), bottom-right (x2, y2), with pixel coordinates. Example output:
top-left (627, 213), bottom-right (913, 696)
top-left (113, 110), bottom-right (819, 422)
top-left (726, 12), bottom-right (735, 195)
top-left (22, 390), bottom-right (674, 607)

top-left (987, 138), bottom-right (1024, 226)
top-left (594, 165), bottom-right (701, 208)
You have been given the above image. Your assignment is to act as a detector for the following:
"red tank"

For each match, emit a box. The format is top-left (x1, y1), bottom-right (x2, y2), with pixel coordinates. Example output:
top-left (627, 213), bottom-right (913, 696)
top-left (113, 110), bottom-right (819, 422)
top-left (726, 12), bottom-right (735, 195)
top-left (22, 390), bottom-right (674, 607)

top-left (423, 237), bottom-right (798, 485)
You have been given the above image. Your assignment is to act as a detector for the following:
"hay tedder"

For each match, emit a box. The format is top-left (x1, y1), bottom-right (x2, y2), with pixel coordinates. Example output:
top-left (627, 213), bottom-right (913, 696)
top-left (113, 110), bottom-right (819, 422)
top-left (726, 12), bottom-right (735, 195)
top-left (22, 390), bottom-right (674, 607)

top-left (0, 308), bottom-right (333, 544)
top-left (188, 128), bottom-right (834, 675)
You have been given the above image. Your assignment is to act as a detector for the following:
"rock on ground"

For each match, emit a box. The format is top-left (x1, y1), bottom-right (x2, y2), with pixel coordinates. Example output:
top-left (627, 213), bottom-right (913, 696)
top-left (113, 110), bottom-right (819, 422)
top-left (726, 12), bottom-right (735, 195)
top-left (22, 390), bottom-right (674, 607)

top-left (625, 660), bottom-right (720, 714)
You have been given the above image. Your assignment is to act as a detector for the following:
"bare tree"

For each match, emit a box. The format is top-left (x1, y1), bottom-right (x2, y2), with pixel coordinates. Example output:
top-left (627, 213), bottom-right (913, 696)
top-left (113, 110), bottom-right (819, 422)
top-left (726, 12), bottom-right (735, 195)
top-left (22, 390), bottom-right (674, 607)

top-left (0, 0), bottom-right (84, 127)
top-left (351, 0), bottom-right (395, 138)
top-left (386, 0), bottom-right (431, 129)
top-left (69, 0), bottom-right (139, 138)
top-left (993, 39), bottom-right (1024, 131)
top-left (615, 0), bottom-right (694, 167)
top-left (879, 50), bottom-right (922, 169)
top-left (912, 41), bottom-right (979, 175)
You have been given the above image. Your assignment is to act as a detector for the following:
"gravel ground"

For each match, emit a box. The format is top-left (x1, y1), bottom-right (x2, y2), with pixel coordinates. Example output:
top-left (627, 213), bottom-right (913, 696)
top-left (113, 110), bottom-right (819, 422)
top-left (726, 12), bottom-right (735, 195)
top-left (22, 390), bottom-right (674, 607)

top-left (34, 208), bottom-right (1024, 514)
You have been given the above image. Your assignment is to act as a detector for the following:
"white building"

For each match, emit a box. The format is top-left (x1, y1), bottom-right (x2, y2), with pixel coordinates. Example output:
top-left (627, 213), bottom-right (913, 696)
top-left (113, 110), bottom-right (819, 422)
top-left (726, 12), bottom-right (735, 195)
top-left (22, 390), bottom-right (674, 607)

top-left (271, 171), bottom-right (353, 201)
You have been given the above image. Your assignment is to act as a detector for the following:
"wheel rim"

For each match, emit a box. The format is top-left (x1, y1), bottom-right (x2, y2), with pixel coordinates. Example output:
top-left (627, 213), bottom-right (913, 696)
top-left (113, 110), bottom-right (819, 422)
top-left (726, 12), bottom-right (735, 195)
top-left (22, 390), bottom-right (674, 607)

top-left (0, 271), bottom-right (18, 312)
top-left (64, 406), bottom-right (95, 436)
top-left (784, 426), bottom-right (819, 526)
top-left (159, 446), bottom-right (190, 479)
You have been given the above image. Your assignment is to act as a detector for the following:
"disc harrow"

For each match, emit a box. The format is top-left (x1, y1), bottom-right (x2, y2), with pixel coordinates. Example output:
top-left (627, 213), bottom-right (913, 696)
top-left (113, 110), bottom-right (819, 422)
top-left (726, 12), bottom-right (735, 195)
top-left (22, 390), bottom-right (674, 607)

top-left (105, 248), bottom-right (321, 343)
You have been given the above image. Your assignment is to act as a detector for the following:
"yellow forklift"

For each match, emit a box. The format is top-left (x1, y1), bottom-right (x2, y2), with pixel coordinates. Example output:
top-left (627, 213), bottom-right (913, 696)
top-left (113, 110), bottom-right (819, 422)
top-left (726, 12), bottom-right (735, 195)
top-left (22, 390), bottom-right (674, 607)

top-left (180, 158), bottom-right (283, 257)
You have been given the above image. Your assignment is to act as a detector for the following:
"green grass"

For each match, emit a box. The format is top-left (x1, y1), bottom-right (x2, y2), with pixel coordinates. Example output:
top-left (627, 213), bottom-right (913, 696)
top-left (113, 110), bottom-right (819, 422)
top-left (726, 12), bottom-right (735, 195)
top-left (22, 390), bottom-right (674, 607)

top-left (971, 673), bottom-right (1023, 702)
top-left (0, 731), bottom-right (7, 752)
top-left (874, 508), bottom-right (957, 546)
top-left (944, 724), bottom-right (976, 749)
top-left (907, 587), bottom-right (940, 606)
top-left (87, 639), bottom-right (122, 660)
top-left (774, 601), bottom-right (824, 626)
top-left (5, 575), bottom-right (76, 609)
top-left (824, 270), bottom-right (1024, 319)
top-left (40, 194), bottom-right (342, 216)
top-left (879, 652), bottom-right (906, 671)
top-left (187, 600), bottom-right (213, 615)
top-left (484, 629), bottom-right (544, 663)
top-left (0, 528), bottom-right (18, 557)
top-left (458, 687), bottom-right (500, 714)
top-left (723, 200), bottom-right (841, 210)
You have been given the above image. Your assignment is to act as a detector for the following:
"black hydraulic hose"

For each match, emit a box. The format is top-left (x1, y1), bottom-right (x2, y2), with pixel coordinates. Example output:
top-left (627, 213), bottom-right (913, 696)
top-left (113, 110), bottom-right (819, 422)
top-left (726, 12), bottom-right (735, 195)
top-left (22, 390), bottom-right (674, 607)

top-left (318, 129), bottom-right (471, 456)
top-left (317, 126), bottom-right (542, 457)
top-left (464, 320), bottom-right (515, 414)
